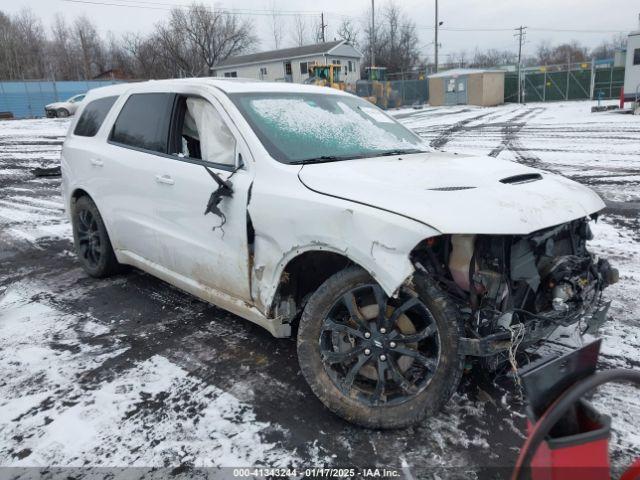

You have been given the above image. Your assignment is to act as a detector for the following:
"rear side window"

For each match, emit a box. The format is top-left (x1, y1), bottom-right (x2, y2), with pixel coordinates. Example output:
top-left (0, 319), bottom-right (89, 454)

top-left (111, 93), bottom-right (175, 153)
top-left (73, 96), bottom-right (118, 137)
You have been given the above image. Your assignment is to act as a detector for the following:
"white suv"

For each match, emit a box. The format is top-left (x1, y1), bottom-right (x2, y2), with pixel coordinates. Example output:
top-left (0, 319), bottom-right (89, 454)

top-left (62, 79), bottom-right (617, 428)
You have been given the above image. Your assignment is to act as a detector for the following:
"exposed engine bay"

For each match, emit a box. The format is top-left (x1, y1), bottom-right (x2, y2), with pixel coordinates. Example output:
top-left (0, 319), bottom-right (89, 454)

top-left (411, 216), bottom-right (619, 359)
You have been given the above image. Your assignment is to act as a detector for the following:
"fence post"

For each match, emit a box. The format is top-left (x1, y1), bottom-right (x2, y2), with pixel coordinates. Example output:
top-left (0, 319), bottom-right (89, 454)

top-left (609, 64), bottom-right (613, 99)
top-left (543, 68), bottom-right (547, 102)
top-left (565, 59), bottom-right (571, 100)
top-left (52, 79), bottom-right (59, 102)
top-left (589, 59), bottom-right (595, 100)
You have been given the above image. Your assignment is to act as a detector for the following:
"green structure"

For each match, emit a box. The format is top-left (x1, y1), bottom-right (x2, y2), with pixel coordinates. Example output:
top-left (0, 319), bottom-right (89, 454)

top-left (504, 61), bottom-right (624, 103)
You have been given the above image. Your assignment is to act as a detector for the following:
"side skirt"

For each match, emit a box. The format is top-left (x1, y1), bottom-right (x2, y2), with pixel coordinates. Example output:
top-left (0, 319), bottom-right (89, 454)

top-left (116, 249), bottom-right (291, 338)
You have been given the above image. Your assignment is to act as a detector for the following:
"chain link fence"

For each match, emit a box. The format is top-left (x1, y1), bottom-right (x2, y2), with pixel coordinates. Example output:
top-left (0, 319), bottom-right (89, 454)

top-left (505, 62), bottom-right (624, 103)
top-left (355, 79), bottom-right (429, 109)
top-left (0, 80), bottom-right (120, 119)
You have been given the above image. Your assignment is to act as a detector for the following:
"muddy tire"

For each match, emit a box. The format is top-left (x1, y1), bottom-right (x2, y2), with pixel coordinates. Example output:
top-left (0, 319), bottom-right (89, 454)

top-left (297, 266), bottom-right (464, 429)
top-left (56, 108), bottom-right (70, 118)
top-left (72, 195), bottom-right (121, 278)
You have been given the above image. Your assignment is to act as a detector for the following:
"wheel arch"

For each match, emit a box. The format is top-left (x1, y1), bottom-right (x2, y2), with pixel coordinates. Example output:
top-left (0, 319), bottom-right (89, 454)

top-left (264, 244), bottom-right (411, 321)
top-left (69, 187), bottom-right (121, 260)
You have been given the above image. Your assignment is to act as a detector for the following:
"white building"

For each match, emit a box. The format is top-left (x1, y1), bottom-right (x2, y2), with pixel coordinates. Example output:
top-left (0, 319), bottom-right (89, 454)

top-left (623, 16), bottom-right (640, 101)
top-left (211, 40), bottom-right (363, 84)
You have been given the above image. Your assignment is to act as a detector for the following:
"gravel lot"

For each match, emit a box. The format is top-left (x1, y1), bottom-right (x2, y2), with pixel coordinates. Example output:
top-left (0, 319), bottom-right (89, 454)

top-left (0, 101), bottom-right (638, 477)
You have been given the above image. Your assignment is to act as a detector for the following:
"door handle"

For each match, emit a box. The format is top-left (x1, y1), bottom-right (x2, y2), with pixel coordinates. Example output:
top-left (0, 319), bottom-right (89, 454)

top-left (90, 158), bottom-right (104, 167)
top-left (155, 174), bottom-right (175, 185)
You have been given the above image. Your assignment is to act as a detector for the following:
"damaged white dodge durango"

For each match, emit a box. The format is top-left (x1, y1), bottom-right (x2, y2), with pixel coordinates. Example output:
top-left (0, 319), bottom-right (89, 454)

top-left (62, 79), bottom-right (618, 428)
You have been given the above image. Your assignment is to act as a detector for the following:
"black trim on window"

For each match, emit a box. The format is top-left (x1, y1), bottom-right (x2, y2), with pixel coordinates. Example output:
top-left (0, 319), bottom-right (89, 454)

top-left (109, 92), bottom-right (175, 153)
top-left (107, 92), bottom-right (236, 172)
top-left (73, 95), bottom-right (118, 137)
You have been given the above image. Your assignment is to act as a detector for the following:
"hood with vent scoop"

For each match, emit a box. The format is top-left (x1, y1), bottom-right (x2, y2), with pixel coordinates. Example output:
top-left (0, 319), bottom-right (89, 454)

top-left (297, 151), bottom-right (605, 235)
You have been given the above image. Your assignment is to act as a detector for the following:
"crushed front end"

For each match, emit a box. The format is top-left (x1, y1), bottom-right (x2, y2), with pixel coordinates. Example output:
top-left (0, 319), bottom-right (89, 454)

top-left (411, 216), bottom-right (619, 360)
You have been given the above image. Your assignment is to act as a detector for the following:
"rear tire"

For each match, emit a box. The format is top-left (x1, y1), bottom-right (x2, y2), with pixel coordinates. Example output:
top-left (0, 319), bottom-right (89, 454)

top-left (72, 195), bottom-right (121, 278)
top-left (297, 267), bottom-right (464, 429)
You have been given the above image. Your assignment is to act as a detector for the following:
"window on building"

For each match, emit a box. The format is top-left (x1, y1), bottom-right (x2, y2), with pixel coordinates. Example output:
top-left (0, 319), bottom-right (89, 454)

top-left (300, 62), bottom-right (308, 75)
top-left (348, 60), bottom-right (353, 72)
top-left (224, 71), bottom-right (238, 78)
top-left (110, 93), bottom-right (174, 153)
top-left (332, 59), bottom-right (341, 65)
top-left (284, 62), bottom-right (292, 75)
top-left (74, 96), bottom-right (118, 137)
top-left (260, 67), bottom-right (267, 75)
top-left (634, 48), bottom-right (640, 66)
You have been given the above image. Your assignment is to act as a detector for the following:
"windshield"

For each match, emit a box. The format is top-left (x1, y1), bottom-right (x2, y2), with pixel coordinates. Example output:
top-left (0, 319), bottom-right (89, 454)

top-left (229, 92), bottom-right (429, 164)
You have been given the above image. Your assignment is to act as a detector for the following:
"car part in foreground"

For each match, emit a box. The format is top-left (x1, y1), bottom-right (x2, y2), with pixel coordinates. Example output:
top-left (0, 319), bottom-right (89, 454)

top-left (512, 341), bottom-right (640, 480)
top-left (298, 267), bottom-right (464, 429)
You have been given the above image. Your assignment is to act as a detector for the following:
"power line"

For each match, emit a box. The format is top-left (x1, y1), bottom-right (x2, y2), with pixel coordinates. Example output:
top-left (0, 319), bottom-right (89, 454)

top-left (60, 0), bottom-right (326, 16)
top-left (58, 0), bottom-right (632, 34)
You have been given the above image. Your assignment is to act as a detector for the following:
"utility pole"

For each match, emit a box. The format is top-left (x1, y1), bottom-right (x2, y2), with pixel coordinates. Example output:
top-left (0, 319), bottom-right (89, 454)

top-left (514, 25), bottom-right (527, 103)
top-left (370, 0), bottom-right (375, 70)
top-left (434, 0), bottom-right (439, 73)
top-left (320, 12), bottom-right (326, 43)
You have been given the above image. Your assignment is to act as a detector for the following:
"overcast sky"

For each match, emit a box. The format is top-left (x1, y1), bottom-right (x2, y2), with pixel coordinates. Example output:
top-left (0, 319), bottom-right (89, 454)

top-left (7, 0), bottom-right (640, 59)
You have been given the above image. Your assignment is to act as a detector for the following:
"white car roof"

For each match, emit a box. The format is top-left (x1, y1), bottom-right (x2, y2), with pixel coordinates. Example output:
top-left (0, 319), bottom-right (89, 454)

top-left (84, 77), bottom-right (351, 101)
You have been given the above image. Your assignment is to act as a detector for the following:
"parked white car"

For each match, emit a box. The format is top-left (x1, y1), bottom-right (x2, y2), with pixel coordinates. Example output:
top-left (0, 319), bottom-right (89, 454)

top-left (45, 93), bottom-right (86, 118)
top-left (61, 79), bottom-right (617, 428)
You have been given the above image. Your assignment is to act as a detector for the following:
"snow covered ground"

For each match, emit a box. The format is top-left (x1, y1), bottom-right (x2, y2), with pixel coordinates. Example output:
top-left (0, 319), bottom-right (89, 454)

top-left (0, 101), bottom-right (638, 477)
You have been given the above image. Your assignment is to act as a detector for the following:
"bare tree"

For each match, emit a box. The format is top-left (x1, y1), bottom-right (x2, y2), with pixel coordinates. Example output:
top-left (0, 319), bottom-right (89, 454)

top-left (336, 18), bottom-right (358, 45)
top-left (360, 1), bottom-right (421, 74)
top-left (164, 5), bottom-right (256, 76)
top-left (590, 33), bottom-right (627, 60)
top-left (291, 14), bottom-right (308, 47)
top-left (73, 16), bottom-right (106, 79)
top-left (11, 8), bottom-right (46, 79)
top-left (269, 0), bottom-right (283, 49)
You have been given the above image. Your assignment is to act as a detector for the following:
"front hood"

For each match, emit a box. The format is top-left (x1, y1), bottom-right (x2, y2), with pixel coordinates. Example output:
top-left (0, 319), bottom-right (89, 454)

top-left (298, 152), bottom-right (605, 235)
top-left (45, 102), bottom-right (64, 109)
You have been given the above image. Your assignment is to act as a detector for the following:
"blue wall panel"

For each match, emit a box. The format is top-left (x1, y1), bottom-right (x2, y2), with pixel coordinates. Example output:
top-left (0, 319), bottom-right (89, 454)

top-left (0, 80), bottom-right (121, 119)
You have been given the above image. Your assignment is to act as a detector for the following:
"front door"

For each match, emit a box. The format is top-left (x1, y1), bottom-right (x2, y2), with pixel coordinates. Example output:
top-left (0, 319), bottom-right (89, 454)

top-left (103, 90), bottom-right (252, 302)
top-left (284, 61), bottom-right (293, 82)
top-left (444, 77), bottom-right (458, 105)
top-left (150, 94), bottom-right (252, 301)
top-left (456, 77), bottom-right (468, 104)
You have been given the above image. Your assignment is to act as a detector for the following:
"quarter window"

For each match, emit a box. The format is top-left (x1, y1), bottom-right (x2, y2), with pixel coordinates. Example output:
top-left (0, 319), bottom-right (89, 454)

top-left (110, 93), bottom-right (174, 153)
top-left (176, 97), bottom-right (236, 166)
top-left (74, 95), bottom-right (118, 137)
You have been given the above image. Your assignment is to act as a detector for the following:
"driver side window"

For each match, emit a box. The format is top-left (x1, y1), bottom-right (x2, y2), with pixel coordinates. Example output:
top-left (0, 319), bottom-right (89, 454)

top-left (176, 96), bottom-right (236, 167)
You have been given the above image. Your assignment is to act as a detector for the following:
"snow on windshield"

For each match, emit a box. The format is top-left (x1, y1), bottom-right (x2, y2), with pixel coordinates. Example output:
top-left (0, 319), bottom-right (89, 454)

top-left (241, 96), bottom-right (424, 162)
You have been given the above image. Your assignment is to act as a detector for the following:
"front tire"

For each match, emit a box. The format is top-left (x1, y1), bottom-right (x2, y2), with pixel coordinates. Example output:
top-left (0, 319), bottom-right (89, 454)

top-left (297, 267), bottom-right (464, 429)
top-left (56, 108), bottom-right (69, 118)
top-left (72, 195), bottom-right (121, 278)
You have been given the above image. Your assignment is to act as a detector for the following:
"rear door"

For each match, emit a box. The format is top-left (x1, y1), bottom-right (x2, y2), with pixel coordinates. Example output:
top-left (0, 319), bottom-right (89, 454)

top-left (100, 92), bottom-right (176, 259)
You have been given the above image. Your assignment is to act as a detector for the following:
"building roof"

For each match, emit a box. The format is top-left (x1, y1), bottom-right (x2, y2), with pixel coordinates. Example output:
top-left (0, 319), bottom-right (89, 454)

top-left (428, 68), bottom-right (505, 79)
top-left (214, 40), bottom-right (360, 69)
